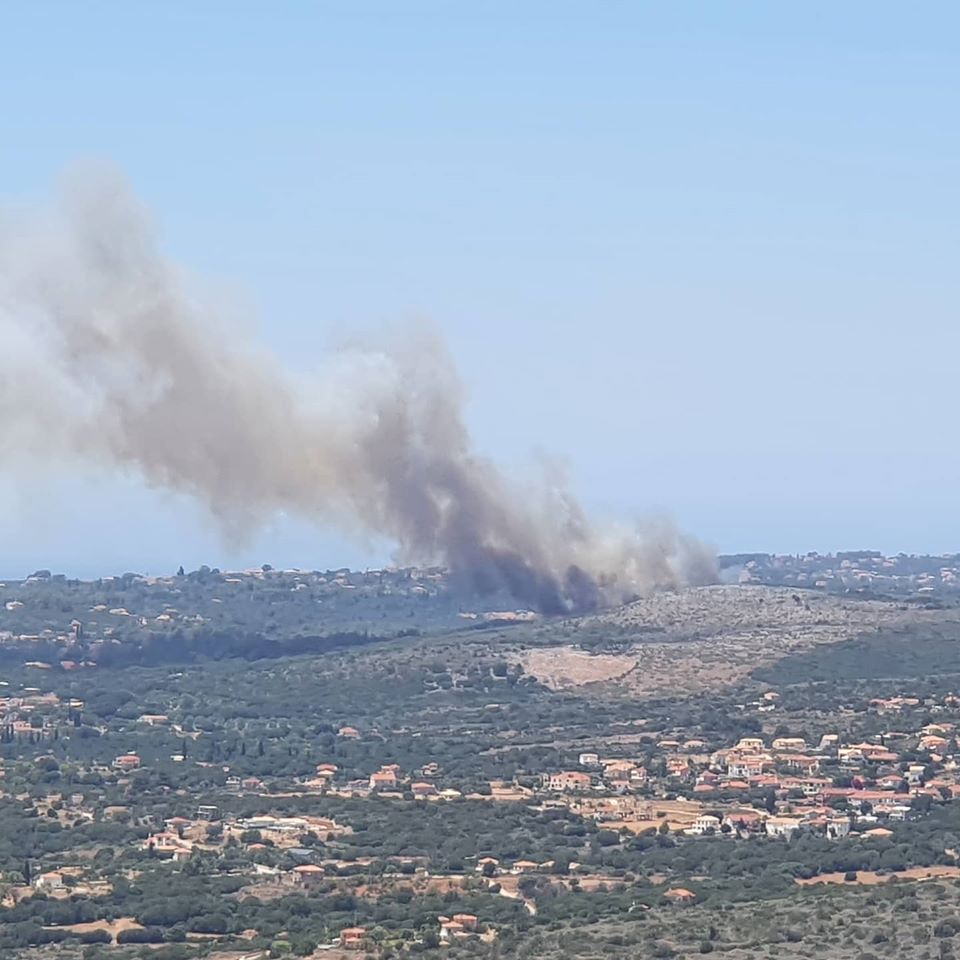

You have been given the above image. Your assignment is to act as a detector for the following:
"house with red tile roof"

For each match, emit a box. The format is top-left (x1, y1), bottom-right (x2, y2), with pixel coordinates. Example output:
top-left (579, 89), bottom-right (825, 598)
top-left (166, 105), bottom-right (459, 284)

top-left (545, 771), bottom-right (591, 792)
top-left (369, 769), bottom-right (399, 790)
top-left (339, 927), bottom-right (366, 949)
top-left (112, 754), bottom-right (141, 772)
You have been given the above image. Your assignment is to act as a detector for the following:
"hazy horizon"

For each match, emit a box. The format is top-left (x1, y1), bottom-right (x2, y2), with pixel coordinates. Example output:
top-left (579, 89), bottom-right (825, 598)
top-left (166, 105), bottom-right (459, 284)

top-left (1, 538), bottom-right (954, 586)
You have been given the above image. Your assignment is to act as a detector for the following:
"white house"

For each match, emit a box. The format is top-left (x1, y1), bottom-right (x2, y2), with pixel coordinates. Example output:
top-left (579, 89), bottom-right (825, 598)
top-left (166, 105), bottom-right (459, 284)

top-left (687, 814), bottom-right (721, 836)
top-left (765, 817), bottom-right (802, 839)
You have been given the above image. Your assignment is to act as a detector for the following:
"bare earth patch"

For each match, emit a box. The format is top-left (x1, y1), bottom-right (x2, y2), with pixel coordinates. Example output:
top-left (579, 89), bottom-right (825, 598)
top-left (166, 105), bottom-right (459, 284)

top-left (45, 917), bottom-right (143, 943)
top-left (517, 646), bottom-right (637, 689)
top-left (613, 798), bottom-right (705, 834)
top-left (797, 865), bottom-right (960, 886)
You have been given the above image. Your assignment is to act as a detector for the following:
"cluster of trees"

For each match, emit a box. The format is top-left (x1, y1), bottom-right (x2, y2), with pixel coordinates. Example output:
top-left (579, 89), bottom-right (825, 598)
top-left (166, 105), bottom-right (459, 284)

top-left (755, 622), bottom-right (960, 685)
top-left (0, 565), bottom-right (504, 671)
top-left (0, 861), bottom-right (524, 954)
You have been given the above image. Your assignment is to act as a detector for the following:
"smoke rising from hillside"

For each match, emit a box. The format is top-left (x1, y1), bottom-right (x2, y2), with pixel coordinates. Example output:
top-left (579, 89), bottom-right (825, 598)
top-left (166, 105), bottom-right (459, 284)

top-left (0, 171), bottom-right (716, 612)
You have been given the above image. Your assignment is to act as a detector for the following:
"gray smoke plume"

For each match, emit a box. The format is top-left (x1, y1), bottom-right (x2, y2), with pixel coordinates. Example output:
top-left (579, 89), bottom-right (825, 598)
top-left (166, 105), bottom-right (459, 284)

top-left (0, 170), bottom-right (716, 613)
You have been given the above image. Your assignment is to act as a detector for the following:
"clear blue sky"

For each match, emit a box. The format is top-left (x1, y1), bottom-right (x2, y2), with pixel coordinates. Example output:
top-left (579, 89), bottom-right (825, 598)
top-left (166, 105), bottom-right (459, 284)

top-left (1, 2), bottom-right (958, 576)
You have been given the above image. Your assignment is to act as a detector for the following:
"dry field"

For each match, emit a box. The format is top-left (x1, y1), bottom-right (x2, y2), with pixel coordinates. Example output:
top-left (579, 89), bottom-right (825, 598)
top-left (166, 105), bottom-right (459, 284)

top-left (797, 865), bottom-right (960, 886)
top-left (354, 875), bottom-right (467, 898)
top-left (515, 646), bottom-right (637, 689)
top-left (43, 917), bottom-right (143, 943)
top-left (605, 799), bottom-right (705, 834)
top-left (543, 585), bottom-right (937, 695)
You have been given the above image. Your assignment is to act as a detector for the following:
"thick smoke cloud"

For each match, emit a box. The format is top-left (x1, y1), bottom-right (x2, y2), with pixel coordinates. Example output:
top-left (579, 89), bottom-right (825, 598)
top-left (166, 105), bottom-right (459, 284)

top-left (0, 171), bottom-right (716, 612)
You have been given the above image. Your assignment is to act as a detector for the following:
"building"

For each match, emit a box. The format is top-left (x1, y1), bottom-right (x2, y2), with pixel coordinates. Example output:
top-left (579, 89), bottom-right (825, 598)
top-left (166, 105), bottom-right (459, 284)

top-left (781, 775), bottom-right (831, 797)
top-left (287, 864), bottom-right (325, 890)
top-left (579, 752), bottom-right (600, 767)
top-left (765, 817), bottom-right (802, 839)
top-left (727, 756), bottom-right (768, 778)
top-left (439, 920), bottom-right (467, 941)
top-left (112, 754), bottom-right (141, 772)
top-left (780, 754), bottom-right (821, 774)
top-left (33, 870), bottom-right (64, 893)
top-left (339, 927), bottom-right (366, 949)
top-left (722, 810), bottom-right (765, 833)
top-left (825, 817), bottom-right (851, 839)
top-left (602, 761), bottom-right (636, 785)
top-left (688, 814), bottom-right (721, 836)
top-left (772, 737), bottom-right (807, 752)
top-left (439, 913), bottom-right (480, 941)
top-left (370, 769), bottom-right (399, 790)
top-left (144, 832), bottom-right (193, 861)
top-left (545, 771), bottom-right (591, 792)
top-left (667, 757), bottom-right (691, 778)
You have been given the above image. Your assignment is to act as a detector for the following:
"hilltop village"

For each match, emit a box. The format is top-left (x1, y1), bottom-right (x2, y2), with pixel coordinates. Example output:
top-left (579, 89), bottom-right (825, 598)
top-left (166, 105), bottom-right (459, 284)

top-left (732, 551), bottom-right (960, 598)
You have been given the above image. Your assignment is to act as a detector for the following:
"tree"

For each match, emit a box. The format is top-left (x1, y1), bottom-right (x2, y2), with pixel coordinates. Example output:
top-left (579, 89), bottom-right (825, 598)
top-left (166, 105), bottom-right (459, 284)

top-left (79, 929), bottom-right (111, 944)
top-left (935, 919), bottom-right (959, 939)
top-left (189, 913), bottom-right (229, 934)
top-left (118, 928), bottom-right (166, 944)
